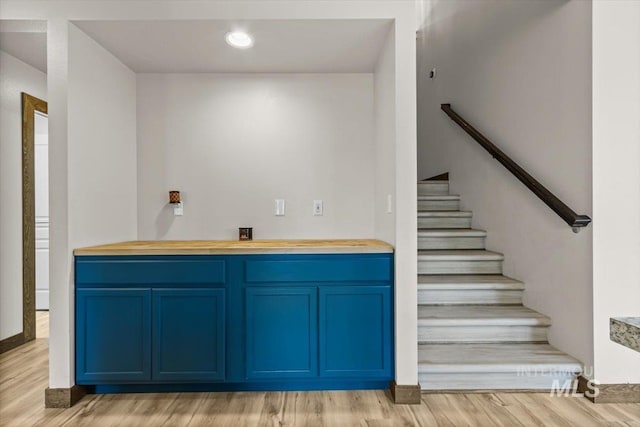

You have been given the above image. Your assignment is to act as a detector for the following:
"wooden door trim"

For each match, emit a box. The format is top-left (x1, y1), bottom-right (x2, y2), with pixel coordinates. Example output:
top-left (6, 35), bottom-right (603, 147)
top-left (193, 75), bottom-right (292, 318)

top-left (0, 332), bottom-right (25, 354)
top-left (21, 92), bottom-right (47, 343)
top-left (0, 93), bottom-right (46, 354)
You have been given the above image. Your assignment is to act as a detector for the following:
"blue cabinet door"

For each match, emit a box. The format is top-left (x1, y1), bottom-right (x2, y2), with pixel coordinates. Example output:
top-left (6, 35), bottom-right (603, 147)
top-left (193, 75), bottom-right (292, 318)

top-left (319, 286), bottom-right (392, 378)
top-left (76, 288), bottom-right (151, 383)
top-left (152, 289), bottom-right (225, 382)
top-left (245, 287), bottom-right (317, 379)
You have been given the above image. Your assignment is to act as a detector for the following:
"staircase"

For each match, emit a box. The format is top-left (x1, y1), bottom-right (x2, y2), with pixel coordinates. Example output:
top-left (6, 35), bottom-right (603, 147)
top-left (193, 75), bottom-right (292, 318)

top-left (417, 179), bottom-right (582, 391)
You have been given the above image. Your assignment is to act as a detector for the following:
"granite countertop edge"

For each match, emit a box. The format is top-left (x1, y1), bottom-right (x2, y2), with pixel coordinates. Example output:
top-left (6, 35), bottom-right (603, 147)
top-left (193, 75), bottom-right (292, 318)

top-left (610, 317), bottom-right (640, 353)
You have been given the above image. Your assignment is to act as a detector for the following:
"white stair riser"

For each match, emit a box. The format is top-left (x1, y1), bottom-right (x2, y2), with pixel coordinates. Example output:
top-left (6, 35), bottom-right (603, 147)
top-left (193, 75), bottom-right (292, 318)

top-left (418, 183), bottom-right (449, 196)
top-left (418, 236), bottom-right (485, 250)
top-left (418, 325), bottom-right (549, 344)
top-left (418, 200), bottom-right (460, 211)
top-left (419, 373), bottom-right (578, 391)
top-left (418, 260), bottom-right (502, 275)
top-left (418, 289), bottom-right (524, 305)
top-left (418, 217), bottom-right (472, 229)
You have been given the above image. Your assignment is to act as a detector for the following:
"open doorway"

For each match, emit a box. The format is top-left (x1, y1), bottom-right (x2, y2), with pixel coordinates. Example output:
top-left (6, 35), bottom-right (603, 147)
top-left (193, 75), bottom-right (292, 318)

top-left (34, 110), bottom-right (49, 340)
top-left (22, 93), bottom-right (48, 343)
top-left (0, 20), bottom-right (48, 353)
top-left (0, 91), bottom-right (47, 354)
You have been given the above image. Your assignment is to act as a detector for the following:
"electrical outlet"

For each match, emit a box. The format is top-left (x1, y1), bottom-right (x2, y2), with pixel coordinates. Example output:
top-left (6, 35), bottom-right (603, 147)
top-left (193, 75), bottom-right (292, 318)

top-left (313, 200), bottom-right (323, 216)
top-left (174, 202), bottom-right (184, 216)
top-left (275, 199), bottom-right (285, 216)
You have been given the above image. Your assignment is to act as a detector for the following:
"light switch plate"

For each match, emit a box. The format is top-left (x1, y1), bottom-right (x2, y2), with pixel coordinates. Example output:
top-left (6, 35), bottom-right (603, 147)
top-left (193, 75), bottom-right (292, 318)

top-left (386, 195), bottom-right (393, 214)
top-left (275, 199), bottom-right (285, 216)
top-left (313, 200), bottom-right (323, 216)
top-left (174, 202), bottom-right (184, 216)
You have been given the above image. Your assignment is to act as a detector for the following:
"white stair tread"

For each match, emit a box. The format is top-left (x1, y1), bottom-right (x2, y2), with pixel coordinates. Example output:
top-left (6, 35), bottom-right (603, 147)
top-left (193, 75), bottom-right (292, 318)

top-left (418, 211), bottom-right (472, 218)
top-left (418, 195), bottom-right (460, 201)
top-left (418, 250), bottom-right (504, 261)
top-left (418, 343), bottom-right (582, 373)
top-left (418, 229), bottom-right (486, 237)
top-left (418, 305), bottom-right (550, 326)
top-left (418, 275), bottom-right (524, 290)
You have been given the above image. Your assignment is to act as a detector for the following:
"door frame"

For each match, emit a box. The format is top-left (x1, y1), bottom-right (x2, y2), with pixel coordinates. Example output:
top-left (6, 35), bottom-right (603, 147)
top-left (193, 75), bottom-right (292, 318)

top-left (0, 93), bottom-right (46, 353)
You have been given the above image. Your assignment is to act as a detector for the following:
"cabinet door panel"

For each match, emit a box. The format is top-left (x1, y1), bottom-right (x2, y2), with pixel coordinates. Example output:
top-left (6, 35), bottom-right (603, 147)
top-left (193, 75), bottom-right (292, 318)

top-left (76, 289), bottom-right (151, 383)
top-left (152, 289), bottom-right (225, 382)
top-left (319, 286), bottom-right (391, 378)
top-left (245, 288), bottom-right (317, 379)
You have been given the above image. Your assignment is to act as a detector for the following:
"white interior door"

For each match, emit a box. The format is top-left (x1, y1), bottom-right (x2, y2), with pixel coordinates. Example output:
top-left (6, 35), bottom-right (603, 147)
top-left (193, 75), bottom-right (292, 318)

top-left (34, 112), bottom-right (49, 310)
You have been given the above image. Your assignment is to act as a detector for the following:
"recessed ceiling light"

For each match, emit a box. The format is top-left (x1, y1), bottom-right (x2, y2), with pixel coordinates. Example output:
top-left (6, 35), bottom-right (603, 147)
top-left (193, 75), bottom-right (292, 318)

top-left (225, 31), bottom-right (253, 49)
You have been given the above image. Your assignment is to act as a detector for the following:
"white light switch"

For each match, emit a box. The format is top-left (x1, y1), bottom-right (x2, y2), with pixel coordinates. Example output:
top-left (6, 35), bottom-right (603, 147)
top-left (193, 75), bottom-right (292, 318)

top-left (386, 195), bottom-right (393, 214)
top-left (313, 200), bottom-right (323, 216)
top-left (275, 199), bottom-right (285, 216)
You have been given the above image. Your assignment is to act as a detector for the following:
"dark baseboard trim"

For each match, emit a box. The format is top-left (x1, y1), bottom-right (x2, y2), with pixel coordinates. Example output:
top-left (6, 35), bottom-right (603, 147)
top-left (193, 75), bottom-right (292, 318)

top-left (577, 375), bottom-right (595, 401)
top-left (389, 380), bottom-right (421, 404)
top-left (45, 385), bottom-right (87, 408)
top-left (577, 375), bottom-right (640, 403)
top-left (0, 332), bottom-right (25, 354)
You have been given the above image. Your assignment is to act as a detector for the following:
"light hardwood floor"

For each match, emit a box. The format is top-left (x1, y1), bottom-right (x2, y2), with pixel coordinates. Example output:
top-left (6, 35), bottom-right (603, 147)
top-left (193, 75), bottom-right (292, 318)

top-left (35, 311), bottom-right (48, 339)
top-left (1, 313), bottom-right (639, 426)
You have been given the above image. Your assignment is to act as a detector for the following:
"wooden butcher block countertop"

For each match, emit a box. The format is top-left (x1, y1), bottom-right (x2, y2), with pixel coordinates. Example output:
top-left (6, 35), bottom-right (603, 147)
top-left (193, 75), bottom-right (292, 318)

top-left (74, 239), bottom-right (394, 256)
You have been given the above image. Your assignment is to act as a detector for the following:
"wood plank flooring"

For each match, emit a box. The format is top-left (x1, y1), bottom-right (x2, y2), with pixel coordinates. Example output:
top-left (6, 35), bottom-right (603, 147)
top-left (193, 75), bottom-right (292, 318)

top-left (36, 311), bottom-right (48, 339)
top-left (2, 314), bottom-right (640, 426)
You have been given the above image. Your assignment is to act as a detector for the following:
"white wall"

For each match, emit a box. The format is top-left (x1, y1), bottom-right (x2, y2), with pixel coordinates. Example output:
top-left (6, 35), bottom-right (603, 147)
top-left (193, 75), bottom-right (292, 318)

top-left (68, 25), bottom-right (137, 249)
top-left (137, 73), bottom-right (374, 240)
top-left (373, 26), bottom-right (395, 245)
top-left (46, 23), bottom-right (138, 387)
top-left (417, 0), bottom-right (593, 368)
top-left (391, 16), bottom-right (418, 386)
top-left (47, 18), bottom-right (72, 387)
top-left (0, 50), bottom-right (46, 340)
top-left (1, 0), bottom-right (417, 390)
top-left (373, 20), bottom-right (419, 386)
top-left (592, 0), bottom-right (640, 384)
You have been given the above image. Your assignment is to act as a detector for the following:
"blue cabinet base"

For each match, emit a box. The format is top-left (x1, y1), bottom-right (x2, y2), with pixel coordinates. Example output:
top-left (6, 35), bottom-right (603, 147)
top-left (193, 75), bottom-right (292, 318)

top-left (88, 379), bottom-right (390, 394)
top-left (75, 253), bottom-right (394, 393)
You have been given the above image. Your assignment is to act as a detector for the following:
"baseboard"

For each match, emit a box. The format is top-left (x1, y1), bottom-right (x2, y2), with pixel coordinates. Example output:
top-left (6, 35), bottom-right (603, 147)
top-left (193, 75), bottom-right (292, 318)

top-left (84, 379), bottom-right (390, 394)
top-left (0, 332), bottom-right (25, 354)
top-left (389, 380), bottom-right (421, 404)
top-left (45, 385), bottom-right (87, 408)
top-left (577, 375), bottom-right (640, 403)
top-left (421, 389), bottom-right (552, 394)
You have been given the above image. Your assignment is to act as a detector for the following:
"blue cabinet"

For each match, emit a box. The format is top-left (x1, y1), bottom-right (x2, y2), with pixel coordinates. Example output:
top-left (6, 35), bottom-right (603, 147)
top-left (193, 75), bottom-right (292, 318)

top-left (76, 288), bottom-right (151, 383)
top-left (319, 287), bottom-right (392, 378)
top-left (75, 253), bottom-right (394, 392)
top-left (153, 289), bottom-right (225, 382)
top-left (245, 288), bottom-right (317, 379)
top-left (76, 287), bottom-right (225, 384)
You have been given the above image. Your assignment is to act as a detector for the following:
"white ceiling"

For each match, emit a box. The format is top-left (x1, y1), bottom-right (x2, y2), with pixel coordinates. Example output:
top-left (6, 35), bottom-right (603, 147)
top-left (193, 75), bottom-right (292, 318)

top-left (73, 19), bottom-right (392, 73)
top-left (0, 31), bottom-right (47, 73)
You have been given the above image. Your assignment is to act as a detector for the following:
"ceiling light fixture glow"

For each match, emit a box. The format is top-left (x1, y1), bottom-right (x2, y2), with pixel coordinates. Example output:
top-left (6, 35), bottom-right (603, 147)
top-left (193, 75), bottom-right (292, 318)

top-left (225, 31), bottom-right (253, 49)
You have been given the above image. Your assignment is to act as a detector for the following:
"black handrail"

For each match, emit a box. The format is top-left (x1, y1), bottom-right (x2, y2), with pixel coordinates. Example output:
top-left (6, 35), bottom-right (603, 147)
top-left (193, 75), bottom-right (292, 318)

top-left (441, 104), bottom-right (591, 231)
